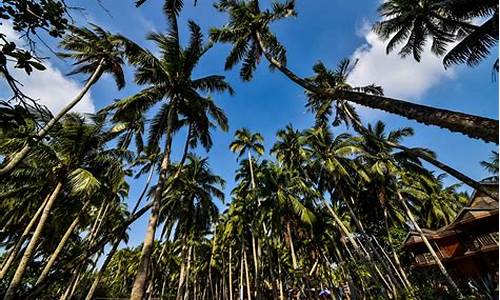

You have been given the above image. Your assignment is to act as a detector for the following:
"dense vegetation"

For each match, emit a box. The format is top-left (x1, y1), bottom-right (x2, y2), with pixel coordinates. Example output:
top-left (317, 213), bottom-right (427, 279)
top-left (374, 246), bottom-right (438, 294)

top-left (0, 0), bottom-right (498, 299)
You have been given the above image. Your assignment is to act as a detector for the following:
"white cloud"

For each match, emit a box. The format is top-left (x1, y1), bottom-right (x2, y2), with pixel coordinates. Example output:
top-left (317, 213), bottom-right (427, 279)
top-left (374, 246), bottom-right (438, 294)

top-left (10, 64), bottom-right (96, 114)
top-left (348, 26), bottom-right (456, 101)
top-left (1, 22), bottom-right (96, 115)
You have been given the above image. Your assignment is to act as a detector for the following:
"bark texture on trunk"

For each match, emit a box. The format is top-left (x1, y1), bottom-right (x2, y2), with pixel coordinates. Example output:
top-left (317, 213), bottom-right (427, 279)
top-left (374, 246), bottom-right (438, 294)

top-left (4, 182), bottom-right (63, 300)
top-left (254, 32), bottom-right (498, 143)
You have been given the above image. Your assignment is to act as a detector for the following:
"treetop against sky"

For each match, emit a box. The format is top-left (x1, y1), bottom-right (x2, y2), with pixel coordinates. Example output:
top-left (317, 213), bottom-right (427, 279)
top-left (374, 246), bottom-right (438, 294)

top-left (0, 0), bottom-right (497, 246)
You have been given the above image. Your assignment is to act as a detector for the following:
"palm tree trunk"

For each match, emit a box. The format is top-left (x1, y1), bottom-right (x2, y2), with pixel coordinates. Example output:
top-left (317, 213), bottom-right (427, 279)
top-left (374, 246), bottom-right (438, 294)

top-left (254, 32), bottom-right (498, 143)
top-left (177, 240), bottom-right (189, 300)
top-left (285, 221), bottom-right (298, 270)
top-left (0, 59), bottom-right (105, 176)
top-left (239, 251), bottom-right (244, 300)
top-left (35, 199), bottom-right (91, 285)
top-left (130, 107), bottom-right (175, 300)
top-left (84, 236), bottom-right (121, 300)
top-left (248, 151), bottom-right (257, 190)
top-left (382, 207), bottom-right (412, 289)
top-left (4, 181), bottom-right (63, 300)
top-left (392, 143), bottom-right (499, 200)
top-left (251, 234), bottom-right (259, 298)
top-left (183, 245), bottom-right (193, 300)
top-left (396, 191), bottom-right (462, 296)
top-left (244, 249), bottom-right (252, 300)
top-left (323, 200), bottom-right (359, 249)
top-left (0, 193), bottom-right (50, 280)
top-left (344, 198), bottom-right (409, 290)
top-left (229, 246), bottom-right (234, 300)
top-left (277, 257), bottom-right (284, 300)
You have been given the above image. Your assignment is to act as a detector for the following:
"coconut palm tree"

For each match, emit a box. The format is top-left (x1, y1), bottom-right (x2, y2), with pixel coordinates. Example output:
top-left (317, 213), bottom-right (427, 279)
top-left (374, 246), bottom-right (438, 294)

top-left (309, 59), bottom-right (497, 200)
top-left (403, 173), bottom-right (468, 229)
top-left (357, 121), bottom-right (462, 296)
top-left (107, 2), bottom-right (232, 298)
top-left (3, 113), bottom-right (127, 300)
top-left (0, 24), bottom-right (127, 176)
top-left (374, 0), bottom-right (498, 68)
top-left (229, 128), bottom-right (265, 190)
top-left (211, 0), bottom-right (498, 143)
top-left (159, 155), bottom-right (224, 300)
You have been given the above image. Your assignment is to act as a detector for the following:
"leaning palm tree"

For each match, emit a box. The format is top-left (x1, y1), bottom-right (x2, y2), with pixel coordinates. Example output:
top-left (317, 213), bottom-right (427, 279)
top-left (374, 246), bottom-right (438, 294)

top-left (109, 2), bottom-right (232, 298)
top-left (211, 0), bottom-right (498, 143)
top-left (309, 59), bottom-right (496, 200)
top-left (0, 24), bottom-right (127, 176)
top-left (229, 128), bottom-right (265, 190)
top-left (3, 113), bottom-right (125, 300)
top-left (358, 121), bottom-right (462, 296)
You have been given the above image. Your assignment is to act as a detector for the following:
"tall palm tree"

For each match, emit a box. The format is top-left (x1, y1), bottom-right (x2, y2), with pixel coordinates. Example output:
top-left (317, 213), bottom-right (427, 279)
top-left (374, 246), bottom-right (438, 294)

top-left (229, 128), bottom-right (265, 189)
top-left (3, 113), bottom-right (126, 299)
top-left (109, 2), bottom-right (232, 298)
top-left (160, 155), bottom-right (224, 300)
top-left (358, 121), bottom-right (462, 296)
top-left (0, 24), bottom-right (127, 175)
top-left (211, 0), bottom-right (498, 143)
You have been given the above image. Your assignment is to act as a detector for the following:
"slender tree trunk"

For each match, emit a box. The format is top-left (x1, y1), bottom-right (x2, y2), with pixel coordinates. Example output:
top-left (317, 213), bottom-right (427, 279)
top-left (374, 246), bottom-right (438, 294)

top-left (345, 198), bottom-right (409, 291)
top-left (254, 32), bottom-right (498, 143)
top-left (85, 236), bottom-right (121, 300)
top-left (0, 193), bottom-right (50, 280)
top-left (244, 249), bottom-right (252, 300)
top-left (277, 257), bottom-right (284, 300)
top-left (183, 245), bottom-right (193, 300)
top-left (4, 182), bottom-right (63, 300)
top-left (391, 143), bottom-right (499, 200)
top-left (130, 107), bottom-right (175, 300)
top-left (177, 240), bottom-right (188, 300)
top-left (229, 246), bottom-right (234, 300)
top-left (382, 207), bottom-right (412, 289)
top-left (35, 200), bottom-right (91, 285)
top-left (396, 191), bottom-right (462, 296)
top-left (239, 251), bottom-right (244, 300)
top-left (285, 221), bottom-right (298, 270)
top-left (251, 234), bottom-right (259, 298)
top-left (324, 200), bottom-right (359, 249)
top-left (0, 59), bottom-right (105, 176)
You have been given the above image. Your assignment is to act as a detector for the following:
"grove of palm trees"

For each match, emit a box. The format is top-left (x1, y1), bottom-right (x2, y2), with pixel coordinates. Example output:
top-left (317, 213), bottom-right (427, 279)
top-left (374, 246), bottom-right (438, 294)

top-left (0, 0), bottom-right (498, 299)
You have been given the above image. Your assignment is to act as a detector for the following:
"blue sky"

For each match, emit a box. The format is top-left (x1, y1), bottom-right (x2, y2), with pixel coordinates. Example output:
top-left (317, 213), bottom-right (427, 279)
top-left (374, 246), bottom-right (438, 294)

top-left (1, 0), bottom-right (498, 246)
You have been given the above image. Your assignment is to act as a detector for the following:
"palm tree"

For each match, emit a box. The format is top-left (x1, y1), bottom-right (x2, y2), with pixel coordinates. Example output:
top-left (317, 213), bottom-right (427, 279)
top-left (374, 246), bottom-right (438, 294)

top-left (160, 155), bottom-right (224, 300)
top-left (358, 121), bottom-right (462, 296)
top-left (0, 24), bottom-right (127, 175)
top-left (109, 2), bottom-right (232, 298)
top-left (211, 0), bottom-right (498, 143)
top-left (229, 128), bottom-right (265, 190)
top-left (481, 150), bottom-right (499, 181)
top-left (403, 173), bottom-right (468, 229)
top-left (309, 59), bottom-right (497, 200)
top-left (373, 0), bottom-right (498, 68)
top-left (3, 113), bottom-right (126, 299)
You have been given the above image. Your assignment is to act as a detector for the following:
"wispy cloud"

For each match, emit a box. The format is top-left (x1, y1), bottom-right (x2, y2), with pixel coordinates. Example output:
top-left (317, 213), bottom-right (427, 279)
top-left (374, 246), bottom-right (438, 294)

top-left (0, 23), bottom-right (96, 115)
